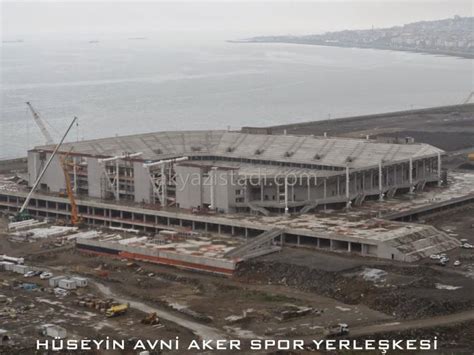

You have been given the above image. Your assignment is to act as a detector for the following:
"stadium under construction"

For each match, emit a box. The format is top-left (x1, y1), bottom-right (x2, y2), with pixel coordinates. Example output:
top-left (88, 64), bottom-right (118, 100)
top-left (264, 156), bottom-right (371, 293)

top-left (0, 130), bottom-right (462, 265)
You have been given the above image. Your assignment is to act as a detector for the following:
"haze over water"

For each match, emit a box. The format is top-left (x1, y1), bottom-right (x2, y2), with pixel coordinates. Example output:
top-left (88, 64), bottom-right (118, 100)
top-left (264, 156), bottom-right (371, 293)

top-left (1, 38), bottom-right (472, 159)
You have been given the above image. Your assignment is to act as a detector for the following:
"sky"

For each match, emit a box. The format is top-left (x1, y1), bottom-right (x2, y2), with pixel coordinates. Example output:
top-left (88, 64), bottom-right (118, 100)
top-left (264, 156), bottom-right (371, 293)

top-left (1, 1), bottom-right (473, 40)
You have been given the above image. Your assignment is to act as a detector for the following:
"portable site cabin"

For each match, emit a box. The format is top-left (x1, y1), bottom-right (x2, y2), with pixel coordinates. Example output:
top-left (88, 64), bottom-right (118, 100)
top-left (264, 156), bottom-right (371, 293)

top-left (12, 264), bottom-right (29, 274)
top-left (0, 261), bottom-right (14, 271)
top-left (71, 277), bottom-right (88, 287)
top-left (49, 276), bottom-right (67, 287)
top-left (41, 324), bottom-right (67, 339)
top-left (58, 279), bottom-right (77, 290)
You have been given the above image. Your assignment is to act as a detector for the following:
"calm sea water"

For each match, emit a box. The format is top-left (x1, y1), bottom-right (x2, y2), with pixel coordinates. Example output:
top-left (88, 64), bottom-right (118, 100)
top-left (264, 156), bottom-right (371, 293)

top-left (1, 38), bottom-right (472, 159)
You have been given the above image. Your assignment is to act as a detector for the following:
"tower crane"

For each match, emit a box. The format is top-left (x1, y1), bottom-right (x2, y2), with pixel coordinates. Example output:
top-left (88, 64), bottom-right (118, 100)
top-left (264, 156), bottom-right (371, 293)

top-left (26, 101), bottom-right (55, 145)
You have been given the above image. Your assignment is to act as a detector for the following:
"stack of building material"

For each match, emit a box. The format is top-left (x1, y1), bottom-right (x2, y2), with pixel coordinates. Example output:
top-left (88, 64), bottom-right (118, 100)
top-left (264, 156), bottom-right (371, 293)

top-left (8, 219), bottom-right (47, 232)
top-left (17, 226), bottom-right (77, 240)
top-left (66, 230), bottom-right (99, 241)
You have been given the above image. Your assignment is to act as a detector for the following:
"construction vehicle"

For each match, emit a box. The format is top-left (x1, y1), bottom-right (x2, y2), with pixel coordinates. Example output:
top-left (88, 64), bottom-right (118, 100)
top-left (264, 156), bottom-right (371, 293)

top-left (14, 117), bottom-right (78, 222)
top-left (60, 151), bottom-right (81, 225)
top-left (26, 102), bottom-right (55, 145)
top-left (141, 312), bottom-right (160, 325)
top-left (105, 303), bottom-right (129, 317)
top-left (325, 323), bottom-right (349, 337)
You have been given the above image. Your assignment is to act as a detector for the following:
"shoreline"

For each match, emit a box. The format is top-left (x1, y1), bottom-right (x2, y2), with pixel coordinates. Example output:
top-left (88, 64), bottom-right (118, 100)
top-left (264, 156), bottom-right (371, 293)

top-left (230, 40), bottom-right (474, 60)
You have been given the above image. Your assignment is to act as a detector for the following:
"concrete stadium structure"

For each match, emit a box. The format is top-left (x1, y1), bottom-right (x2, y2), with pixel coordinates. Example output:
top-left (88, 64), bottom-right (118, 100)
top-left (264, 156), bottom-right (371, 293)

top-left (26, 130), bottom-right (444, 215)
top-left (0, 130), bottom-right (458, 263)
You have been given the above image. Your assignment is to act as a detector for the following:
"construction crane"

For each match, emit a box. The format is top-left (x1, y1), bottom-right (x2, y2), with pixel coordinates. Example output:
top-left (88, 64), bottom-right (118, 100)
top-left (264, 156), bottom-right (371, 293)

top-left (26, 102), bottom-right (55, 145)
top-left (60, 150), bottom-right (81, 225)
top-left (461, 91), bottom-right (474, 104)
top-left (15, 117), bottom-right (78, 221)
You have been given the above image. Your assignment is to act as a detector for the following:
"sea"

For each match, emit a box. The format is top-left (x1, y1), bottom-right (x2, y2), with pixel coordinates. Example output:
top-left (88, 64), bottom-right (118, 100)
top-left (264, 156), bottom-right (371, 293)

top-left (1, 37), bottom-right (472, 159)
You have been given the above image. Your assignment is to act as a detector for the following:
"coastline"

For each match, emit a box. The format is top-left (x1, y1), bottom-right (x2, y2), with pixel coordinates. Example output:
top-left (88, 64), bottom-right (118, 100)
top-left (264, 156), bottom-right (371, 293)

top-left (229, 40), bottom-right (474, 60)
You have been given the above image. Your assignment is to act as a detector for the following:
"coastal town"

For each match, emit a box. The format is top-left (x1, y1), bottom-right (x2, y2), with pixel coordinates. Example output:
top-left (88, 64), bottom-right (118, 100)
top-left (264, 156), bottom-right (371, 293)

top-left (245, 16), bottom-right (474, 58)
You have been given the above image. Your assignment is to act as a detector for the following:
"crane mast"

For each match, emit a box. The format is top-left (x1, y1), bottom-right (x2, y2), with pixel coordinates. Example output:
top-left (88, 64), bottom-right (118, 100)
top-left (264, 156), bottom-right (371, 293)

top-left (60, 152), bottom-right (80, 225)
top-left (26, 101), bottom-right (55, 145)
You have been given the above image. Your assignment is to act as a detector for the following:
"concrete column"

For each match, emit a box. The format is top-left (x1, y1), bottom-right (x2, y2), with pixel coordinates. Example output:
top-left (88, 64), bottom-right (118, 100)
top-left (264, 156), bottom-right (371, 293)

top-left (218, 224), bottom-right (221, 234)
top-left (409, 158), bottom-right (414, 193)
top-left (336, 176), bottom-right (340, 196)
top-left (329, 239), bottom-right (334, 250)
top-left (260, 181), bottom-right (264, 202)
top-left (345, 166), bottom-right (351, 208)
top-left (378, 162), bottom-right (383, 201)
top-left (297, 235), bottom-right (300, 246)
top-left (161, 164), bottom-right (166, 207)
top-left (317, 238), bottom-right (320, 248)
top-left (116, 160), bottom-right (120, 201)
top-left (231, 226), bottom-right (235, 235)
top-left (348, 242), bottom-right (352, 252)
top-left (307, 177), bottom-right (310, 200)
top-left (245, 228), bottom-right (248, 238)
top-left (323, 178), bottom-right (327, 211)
top-left (437, 153), bottom-right (442, 186)
top-left (192, 221), bottom-right (195, 230)
top-left (284, 176), bottom-right (289, 214)
top-left (205, 223), bottom-right (208, 232)
top-left (393, 165), bottom-right (397, 185)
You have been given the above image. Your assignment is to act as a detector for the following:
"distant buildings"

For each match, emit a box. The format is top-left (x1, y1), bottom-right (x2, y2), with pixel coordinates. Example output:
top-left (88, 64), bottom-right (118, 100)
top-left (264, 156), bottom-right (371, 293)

top-left (248, 16), bottom-right (474, 56)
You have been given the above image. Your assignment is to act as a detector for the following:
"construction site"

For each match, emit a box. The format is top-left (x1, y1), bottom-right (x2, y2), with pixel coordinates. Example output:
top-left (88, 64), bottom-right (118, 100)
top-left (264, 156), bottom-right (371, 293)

top-left (1, 103), bottom-right (474, 353)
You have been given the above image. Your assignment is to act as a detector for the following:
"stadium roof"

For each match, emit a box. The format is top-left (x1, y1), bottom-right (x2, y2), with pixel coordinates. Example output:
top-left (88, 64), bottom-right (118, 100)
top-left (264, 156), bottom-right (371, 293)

top-left (34, 130), bottom-right (444, 169)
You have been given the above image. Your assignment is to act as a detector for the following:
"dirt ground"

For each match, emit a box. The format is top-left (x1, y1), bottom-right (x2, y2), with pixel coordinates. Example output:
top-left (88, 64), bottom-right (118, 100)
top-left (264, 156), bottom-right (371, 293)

top-left (2, 216), bottom-right (474, 354)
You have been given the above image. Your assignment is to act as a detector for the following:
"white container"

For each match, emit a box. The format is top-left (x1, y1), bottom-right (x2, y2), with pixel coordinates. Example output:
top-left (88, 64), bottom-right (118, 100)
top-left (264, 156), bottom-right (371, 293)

top-left (13, 264), bottom-right (29, 274)
top-left (71, 277), bottom-right (88, 287)
top-left (58, 279), bottom-right (77, 290)
top-left (42, 324), bottom-right (67, 339)
top-left (0, 262), bottom-right (13, 271)
top-left (49, 276), bottom-right (67, 287)
top-left (3, 262), bottom-right (14, 271)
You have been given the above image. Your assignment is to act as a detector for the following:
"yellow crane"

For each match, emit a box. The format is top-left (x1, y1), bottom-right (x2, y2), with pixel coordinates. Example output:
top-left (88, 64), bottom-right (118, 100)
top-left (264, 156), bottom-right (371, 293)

top-left (60, 151), bottom-right (81, 225)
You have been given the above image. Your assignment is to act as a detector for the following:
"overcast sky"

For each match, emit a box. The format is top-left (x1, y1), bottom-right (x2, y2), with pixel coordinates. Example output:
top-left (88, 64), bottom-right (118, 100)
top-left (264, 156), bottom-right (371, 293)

top-left (2, 1), bottom-right (472, 40)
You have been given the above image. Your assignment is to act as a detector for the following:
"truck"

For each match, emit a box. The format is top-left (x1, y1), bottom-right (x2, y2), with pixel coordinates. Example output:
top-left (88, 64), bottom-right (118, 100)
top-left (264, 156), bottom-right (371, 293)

top-left (105, 303), bottom-right (129, 317)
top-left (326, 323), bottom-right (349, 337)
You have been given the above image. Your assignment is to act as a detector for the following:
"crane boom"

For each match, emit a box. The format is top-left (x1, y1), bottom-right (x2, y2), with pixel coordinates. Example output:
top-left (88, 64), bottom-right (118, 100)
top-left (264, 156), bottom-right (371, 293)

top-left (26, 102), bottom-right (55, 145)
top-left (462, 91), bottom-right (474, 104)
top-left (18, 116), bottom-right (78, 217)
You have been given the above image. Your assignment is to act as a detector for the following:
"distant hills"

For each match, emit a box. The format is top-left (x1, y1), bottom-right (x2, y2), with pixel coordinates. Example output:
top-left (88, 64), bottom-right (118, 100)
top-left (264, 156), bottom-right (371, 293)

top-left (238, 16), bottom-right (474, 58)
